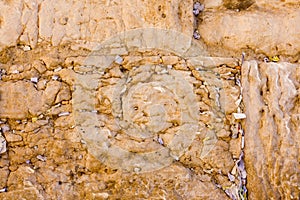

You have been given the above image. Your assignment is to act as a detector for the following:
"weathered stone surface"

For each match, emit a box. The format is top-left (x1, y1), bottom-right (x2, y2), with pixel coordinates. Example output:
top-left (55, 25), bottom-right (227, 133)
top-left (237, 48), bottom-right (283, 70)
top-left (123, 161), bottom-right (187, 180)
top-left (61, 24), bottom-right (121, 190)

top-left (111, 164), bottom-right (229, 199)
top-left (0, 187), bottom-right (43, 200)
top-left (199, 9), bottom-right (300, 56)
top-left (242, 61), bottom-right (300, 199)
top-left (3, 132), bottom-right (22, 142)
top-left (0, 167), bottom-right (9, 188)
top-left (255, 0), bottom-right (300, 8)
top-left (223, 0), bottom-right (255, 10)
top-left (0, 1), bottom-right (23, 50)
top-left (0, 81), bottom-right (44, 118)
top-left (0, 80), bottom-right (70, 119)
top-left (202, 0), bottom-right (223, 9)
top-left (203, 0), bottom-right (300, 12)
top-left (0, 44), bottom-right (242, 199)
top-left (0, 0), bottom-right (193, 51)
top-left (0, 0), bottom-right (298, 199)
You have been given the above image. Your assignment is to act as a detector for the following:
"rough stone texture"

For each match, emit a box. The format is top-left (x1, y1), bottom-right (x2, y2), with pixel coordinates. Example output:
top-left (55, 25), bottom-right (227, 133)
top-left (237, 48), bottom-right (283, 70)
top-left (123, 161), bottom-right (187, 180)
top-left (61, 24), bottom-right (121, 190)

top-left (0, 23), bottom-right (244, 200)
top-left (0, 0), bottom-right (193, 51)
top-left (0, 187), bottom-right (43, 200)
top-left (198, 9), bottom-right (300, 57)
top-left (255, 0), bottom-right (300, 8)
top-left (0, 1), bottom-right (23, 48)
top-left (0, 0), bottom-right (299, 199)
top-left (0, 80), bottom-right (71, 119)
top-left (197, 0), bottom-right (300, 61)
top-left (0, 44), bottom-right (242, 199)
top-left (242, 61), bottom-right (300, 199)
top-left (0, 81), bottom-right (43, 118)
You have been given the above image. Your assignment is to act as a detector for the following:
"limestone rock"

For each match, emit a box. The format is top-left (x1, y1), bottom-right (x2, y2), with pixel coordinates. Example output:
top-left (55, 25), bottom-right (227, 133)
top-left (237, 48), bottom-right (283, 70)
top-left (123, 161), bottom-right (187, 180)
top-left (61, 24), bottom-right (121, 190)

top-left (223, 0), bottom-right (255, 10)
top-left (112, 164), bottom-right (230, 199)
top-left (0, 0), bottom-right (193, 51)
top-left (199, 9), bottom-right (300, 56)
top-left (0, 187), bottom-right (43, 200)
top-left (0, 167), bottom-right (9, 188)
top-left (3, 132), bottom-right (22, 142)
top-left (0, 80), bottom-right (70, 119)
top-left (0, 81), bottom-right (44, 118)
top-left (255, 0), bottom-right (300, 8)
top-left (1, 0), bottom-right (299, 199)
top-left (242, 61), bottom-right (300, 199)
top-left (0, 1), bottom-right (23, 51)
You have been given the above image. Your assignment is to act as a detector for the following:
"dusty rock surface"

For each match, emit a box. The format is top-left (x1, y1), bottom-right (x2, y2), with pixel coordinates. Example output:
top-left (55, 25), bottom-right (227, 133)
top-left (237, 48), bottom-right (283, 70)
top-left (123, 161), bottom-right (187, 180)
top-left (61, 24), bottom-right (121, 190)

top-left (0, 0), bottom-right (299, 200)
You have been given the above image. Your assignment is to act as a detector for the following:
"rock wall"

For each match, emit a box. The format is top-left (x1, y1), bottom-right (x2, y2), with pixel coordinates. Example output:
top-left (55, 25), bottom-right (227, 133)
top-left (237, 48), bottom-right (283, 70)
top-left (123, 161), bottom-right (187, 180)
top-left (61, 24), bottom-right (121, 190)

top-left (0, 0), bottom-right (299, 199)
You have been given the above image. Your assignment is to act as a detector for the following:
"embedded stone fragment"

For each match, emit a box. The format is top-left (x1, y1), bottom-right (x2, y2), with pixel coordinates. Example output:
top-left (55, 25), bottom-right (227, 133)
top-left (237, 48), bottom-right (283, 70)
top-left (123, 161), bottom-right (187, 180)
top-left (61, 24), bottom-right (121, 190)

top-left (0, 134), bottom-right (6, 154)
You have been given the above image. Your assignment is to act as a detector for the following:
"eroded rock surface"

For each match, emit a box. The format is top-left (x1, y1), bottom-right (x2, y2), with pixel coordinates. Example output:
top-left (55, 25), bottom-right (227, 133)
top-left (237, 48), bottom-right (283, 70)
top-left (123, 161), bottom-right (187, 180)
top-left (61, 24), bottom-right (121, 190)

top-left (0, 0), bottom-right (299, 199)
top-left (0, 0), bottom-right (193, 51)
top-left (198, 9), bottom-right (300, 57)
top-left (242, 61), bottom-right (300, 199)
top-left (0, 40), bottom-right (244, 199)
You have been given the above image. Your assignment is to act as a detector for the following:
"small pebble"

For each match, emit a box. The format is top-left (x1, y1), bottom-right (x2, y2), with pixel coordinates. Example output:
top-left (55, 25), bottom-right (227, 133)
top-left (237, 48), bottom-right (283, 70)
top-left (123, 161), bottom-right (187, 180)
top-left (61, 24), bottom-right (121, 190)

top-left (157, 137), bottom-right (164, 145)
top-left (37, 155), bottom-right (47, 162)
top-left (233, 113), bottom-right (246, 119)
top-left (172, 155), bottom-right (179, 161)
top-left (167, 65), bottom-right (172, 69)
top-left (114, 55), bottom-right (123, 64)
top-left (53, 103), bottom-right (61, 108)
top-left (11, 70), bottom-right (19, 74)
top-left (1, 125), bottom-right (10, 132)
top-left (52, 75), bottom-right (59, 80)
top-left (54, 66), bottom-right (62, 72)
top-left (160, 69), bottom-right (168, 74)
top-left (30, 77), bottom-right (38, 83)
top-left (23, 45), bottom-right (31, 51)
top-left (58, 112), bottom-right (70, 117)
top-left (133, 167), bottom-right (141, 173)
top-left (93, 192), bottom-right (109, 199)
